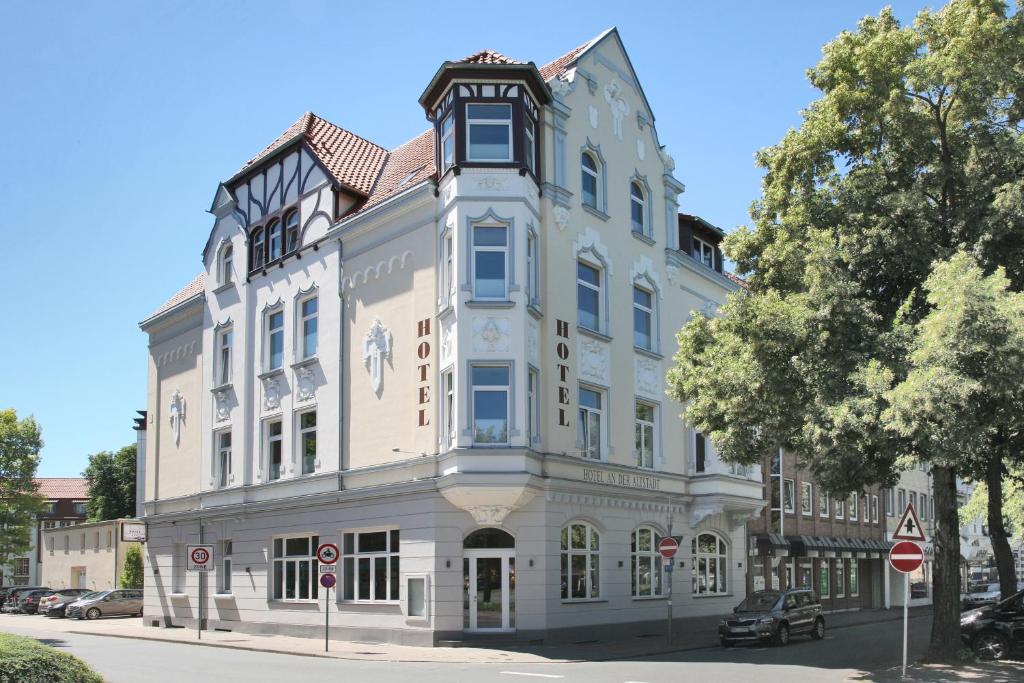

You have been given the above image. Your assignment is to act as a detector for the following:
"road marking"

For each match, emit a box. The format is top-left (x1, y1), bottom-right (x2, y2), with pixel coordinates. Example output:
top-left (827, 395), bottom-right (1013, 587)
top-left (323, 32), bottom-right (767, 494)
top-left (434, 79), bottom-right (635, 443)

top-left (500, 673), bottom-right (564, 679)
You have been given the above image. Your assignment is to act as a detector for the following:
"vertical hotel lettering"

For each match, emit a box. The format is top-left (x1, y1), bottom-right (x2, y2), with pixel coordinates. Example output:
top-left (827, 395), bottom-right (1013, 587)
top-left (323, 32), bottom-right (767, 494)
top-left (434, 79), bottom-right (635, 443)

top-left (555, 319), bottom-right (570, 427)
top-left (416, 318), bottom-right (431, 426)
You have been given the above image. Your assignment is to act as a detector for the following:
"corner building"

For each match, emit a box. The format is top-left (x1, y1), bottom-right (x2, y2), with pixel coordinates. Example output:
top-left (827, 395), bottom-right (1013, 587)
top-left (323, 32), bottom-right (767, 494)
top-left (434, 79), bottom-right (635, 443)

top-left (139, 29), bottom-right (763, 645)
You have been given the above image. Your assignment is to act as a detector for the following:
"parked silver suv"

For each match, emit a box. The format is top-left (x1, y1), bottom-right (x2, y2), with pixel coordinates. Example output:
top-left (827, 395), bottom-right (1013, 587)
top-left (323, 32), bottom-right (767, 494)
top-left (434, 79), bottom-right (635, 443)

top-left (67, 589), bottom-right (143, 620)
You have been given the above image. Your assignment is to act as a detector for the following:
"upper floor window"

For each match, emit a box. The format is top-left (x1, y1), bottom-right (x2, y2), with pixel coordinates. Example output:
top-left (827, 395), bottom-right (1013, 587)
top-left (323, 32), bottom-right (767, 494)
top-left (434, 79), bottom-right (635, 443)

top-left (783, 479), bottom-right (796, 513)
top-left (266, 419), bottom-right (283, 481)
top-left (266, 310), bottom-right (284, 370)
top-left (526, 232), bottom-right (539, 306)
top-left (440, 115), bottom-right (454, 172)
top-left (527, 368), bottom-right (539, 444)
top-left (801, 481), bottom-right (813, 516)
top-left (251, 228), bottom-right (266, 270)
top-left (442, 232), bottom-right (454, 306)
top-left (834, 496), bottom-right (845, 519)
top-left (578, 385), bottom-right (603, 459)
top-left (885, 488), bottom-right (894, 516)
top-left (285, 211), bottom-right (300, 254)
top-left (472, 365), bottom-right (509, 445)
top-left (581, 152), bottom-right (599, 209)
top-left (217, 328), bottom-right (232, 385)
top-left (300, 296), bottom-right (318, 359)
top-left (633, 286), bottom-right (654, 350)
top-left (849, 493), bottom-right (858, 521)
top-left (898, 488), bottom-right (907, 513)
top-left (693, 236), bottom-right (716, 269)
top-left (43, 501), bottom-right (57, 514)
top-left (466, 103), bottom-right (512, 161)
top-left (576, 261), bottom-right (602, 331)
top-left (630, 182), bottom-right (646, 234)
top-left (219, 243), bottom-right (233, 286)
top-left (561, 522), bottom-right (600, 600)
top-left (819, 491), bottom-right (830, 518)
top-left (635, 402), bottom-right (655, 469)
top-left (692, 532), bottom-right (728, 596)
top-left (73, 502), bottom-right (87, 515)
top-left (871, 495), bottom-right (880, 522)
top-left (442, 370), bottom-right (455, 449)
top-left (631, 526), bottom-right (664, 597)
top-left (472, 224), bottom-right (508, 300)
top-left (524, 116), bottom-right (536, 174)
top-left (695, 431), bottom-right (707, 473)
top-left (299, 410), bottom-right (316, 475)
top-left (268, 220), bottom-right (283, 262)
top-left (217, 430), bottom-right (231, 488)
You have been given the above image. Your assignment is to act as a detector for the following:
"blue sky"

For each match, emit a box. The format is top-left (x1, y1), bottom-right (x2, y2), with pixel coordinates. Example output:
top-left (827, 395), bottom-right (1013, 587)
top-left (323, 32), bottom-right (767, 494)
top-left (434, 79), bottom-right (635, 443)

top-left (0, 0), bottom-right (937, 477)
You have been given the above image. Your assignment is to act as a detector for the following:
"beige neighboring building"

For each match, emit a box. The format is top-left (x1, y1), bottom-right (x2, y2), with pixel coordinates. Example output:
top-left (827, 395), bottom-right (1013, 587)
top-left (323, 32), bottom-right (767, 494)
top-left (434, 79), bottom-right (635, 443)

top-left (139, 28), bottom-right (764, 646)
top-left (41, 519), bottom-right (145, 592)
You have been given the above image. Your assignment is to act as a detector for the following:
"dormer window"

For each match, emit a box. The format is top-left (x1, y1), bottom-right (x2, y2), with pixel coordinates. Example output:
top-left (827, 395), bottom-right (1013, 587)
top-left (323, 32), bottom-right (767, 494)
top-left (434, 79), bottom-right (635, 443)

top-left (693, 237), bottom-right (715, 269)
top-left (285, 210), bottom-right (299, 253)
top-left (440, 115), bottom-right (454, 172)
top-left (268, 220), bottom-right (283, 261)
top-left (251, 229), bottom-right (266, 270)
top-left (467, 104), bottom-right (512, 161)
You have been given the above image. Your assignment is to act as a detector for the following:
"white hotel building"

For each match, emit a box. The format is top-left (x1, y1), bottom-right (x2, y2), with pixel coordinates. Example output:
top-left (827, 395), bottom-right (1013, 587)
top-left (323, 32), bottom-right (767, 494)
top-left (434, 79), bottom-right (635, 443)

top-left (139, 28), bottom-right (763, 645)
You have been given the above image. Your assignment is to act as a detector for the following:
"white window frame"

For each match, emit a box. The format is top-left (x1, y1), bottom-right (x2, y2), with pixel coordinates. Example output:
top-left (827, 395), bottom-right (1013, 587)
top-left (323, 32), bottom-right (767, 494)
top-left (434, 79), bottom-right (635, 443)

top-left (849, 493), bottom-right (858, 521)
top-left (801, 481), bottom-right (813, 516)
top-left (441, 231), bottom-right (454, 308)
top-left (524, 115), bottom-right (536, 174)
top-left (442, 368), bottom-right (455, 450)
top-left (849, 559), bottom-right (859, 597)
top-left (576, 258), bottom-right (603, 333)
top-left (692, 532), bottom-right (729, 596)
top-left (834, 496), bottom-right (845, 519)
top-left (819, 559), bottom-right (830, 598)
top-left (471, 223), bottom-right (509, 301)
top-left (216, 327), bottom-right (232, 386)
top-left (898, 488), bottom-right (906, 513)
top-left (298, 295), bottom-right (318, 360)
top-left (581, 151), bottom-right (600, 210)
top-left (471, 364), bottom-right (510, 446)
top-left (219, 242), bottom-right (233, 286)
top-left (871, 495), bottom-right (879, 523)
top-left (783, 478), bottom-right (795, 514)
top-left (920, 493), bottom-right (928, 521)
top-left (886, 488), bottom-right (894, 516)
top-left (216, 429), bottom-right (231, 489)
top-left (298, 409), bottom-right (317, 475)
top-left (835, 560), bottom-right (846, 598)
top-left (630, 181), bottom-right (646, 235)
top-left (265, 418), bottom-right (283, 481)
top-left (265, 309), bottom-right (285, 371)
top-left (526, 231), bottom-right (539, 307)
top-left (632, 284), bottom-right (655, 351)
top-left (561, 522), bottom-right (600, 601)
top-left (440, 114), bottom-right (454, 172)
top-left (218, 540), bottom-right (232, 594)
top-left (251, 228), bottom-right (266, 270)
top-left (267, 219), bottom-right (282, 262)
top-left (631, 526), bottom-right (664, 598)
top-left (341, 528), bottom-right (400, 603)
top-left (695, 431), bottom-right (708, 473)
top-left (693, 236), bottom-right (715, 269)
top-left (466, 103), bottom-right (512, 162)
top-left (527, 368), bottom-right (539, 444)
top-left (635, 401), bottom-right (656, 469)
top-left (577, 384), bottom-right (604, 460)
top-left (285, 210), bottom-right (300, 253)
top-left (271, 534), bottom-right (320, 602)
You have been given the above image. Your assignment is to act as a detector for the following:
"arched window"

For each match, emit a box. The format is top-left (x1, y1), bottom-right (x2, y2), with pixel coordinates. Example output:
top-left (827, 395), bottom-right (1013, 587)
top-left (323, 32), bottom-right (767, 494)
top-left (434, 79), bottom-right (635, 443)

top-left (219, 243), bottom-right (233, 286)
top-left (285, 210), bottom-right (300, 254)
top-left (631, 526), bottom-right (664, 597)
top-left (267, 220), bottom-right (282, 261)
top-left (581, 152), bottom-right (599, 209)
top-left (561, 522), bottom-right (599, 600)
top-left (630, 182), bottom-right (645, 234)
top-left (251, 228), bottom-right (265, 270)
top-left (692, 532), bottom-right (729, 596)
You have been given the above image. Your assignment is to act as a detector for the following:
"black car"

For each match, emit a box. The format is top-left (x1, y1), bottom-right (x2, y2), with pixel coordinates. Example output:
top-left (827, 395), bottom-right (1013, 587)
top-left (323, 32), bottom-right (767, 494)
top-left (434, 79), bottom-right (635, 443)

top-left (961, 588), bottom-right (1024, 660)
top-left (17, 589), bottom-right (55, 614)
top-left (719, 588), bottom-right (826, 647)
top-left (1, 586), bottom-right (49, 613)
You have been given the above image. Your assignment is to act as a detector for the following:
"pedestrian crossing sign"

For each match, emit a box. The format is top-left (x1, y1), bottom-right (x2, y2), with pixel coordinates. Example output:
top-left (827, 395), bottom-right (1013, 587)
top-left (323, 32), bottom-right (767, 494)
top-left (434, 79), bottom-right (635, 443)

top-left (892, 503), bottom-right (926, 541)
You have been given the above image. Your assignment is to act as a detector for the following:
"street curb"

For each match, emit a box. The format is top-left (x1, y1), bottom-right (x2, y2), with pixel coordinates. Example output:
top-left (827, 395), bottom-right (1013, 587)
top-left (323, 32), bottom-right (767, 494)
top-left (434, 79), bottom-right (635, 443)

top-left (63, 611), bottom-right (932, 665)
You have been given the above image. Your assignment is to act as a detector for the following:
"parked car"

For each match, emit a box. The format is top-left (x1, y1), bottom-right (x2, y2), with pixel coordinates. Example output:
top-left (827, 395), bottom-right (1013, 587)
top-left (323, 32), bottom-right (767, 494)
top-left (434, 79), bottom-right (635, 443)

top-left (17, 589), bottom-right (56, 614)
top-left (67, 590), bottom-right (143, 620)
top-left (39, 589), bottom-right (91, 616)
top-left (963, 582), bottom-right (1024, 611)
top-left (718, 588), bottom-right (825, 647)
top-left (961, 588), bottom-right (1024, 660)
top-left (1, 587), bottom-right (49, 613)
top-left (48, 591), bottom-right (104, 618)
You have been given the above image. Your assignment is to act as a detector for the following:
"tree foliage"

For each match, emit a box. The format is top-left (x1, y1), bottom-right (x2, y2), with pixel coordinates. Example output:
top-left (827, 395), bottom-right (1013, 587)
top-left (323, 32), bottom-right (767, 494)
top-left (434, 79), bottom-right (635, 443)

top-left (82, 445), bottom-right (136, 521)
top-left (0, 409), bottom-right (45, 573)
top-left (119, 543), bottom-right (144, 590)
top-left (667, 0), bottom-right (1024, 659)
top-left (959, 464), bottom-right (1024, 541)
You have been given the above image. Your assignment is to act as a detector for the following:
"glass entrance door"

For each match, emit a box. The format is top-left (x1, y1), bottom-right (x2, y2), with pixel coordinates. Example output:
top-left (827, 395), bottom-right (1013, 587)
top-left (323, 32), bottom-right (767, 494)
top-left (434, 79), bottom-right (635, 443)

top-left (463, 553), bottom-right (515, 632)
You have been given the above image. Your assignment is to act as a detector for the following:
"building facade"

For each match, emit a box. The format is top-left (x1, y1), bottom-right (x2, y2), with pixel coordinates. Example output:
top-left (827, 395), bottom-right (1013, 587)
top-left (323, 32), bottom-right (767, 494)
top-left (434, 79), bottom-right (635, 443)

top-left (40, 519), bottom-right (144, 592)
top-left (0, 479), bottom-right (88, 587)
top-left (139, 29), bottom-right (764, 645)
top-left (747, 451), bottom-right (888, 612)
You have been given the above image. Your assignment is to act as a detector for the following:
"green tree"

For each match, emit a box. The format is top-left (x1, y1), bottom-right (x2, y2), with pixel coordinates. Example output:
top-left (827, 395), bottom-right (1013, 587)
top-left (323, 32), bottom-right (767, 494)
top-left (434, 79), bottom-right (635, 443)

top-left (119, 544), bottom-right (143, 589)
top-left (82, 445), bottom-right (136, 521)
top-left (959, 462), bottom-right (1024, 567)
top-left (0, 409), bottom-right (45, 575)
top-left (668, 0), bottom-right (1024, 659)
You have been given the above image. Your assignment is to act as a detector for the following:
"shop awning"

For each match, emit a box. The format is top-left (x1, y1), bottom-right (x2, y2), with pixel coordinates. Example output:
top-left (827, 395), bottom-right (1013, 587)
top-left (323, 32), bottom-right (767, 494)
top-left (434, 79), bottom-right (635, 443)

top-left (751, 533), bottom-right (789, 555)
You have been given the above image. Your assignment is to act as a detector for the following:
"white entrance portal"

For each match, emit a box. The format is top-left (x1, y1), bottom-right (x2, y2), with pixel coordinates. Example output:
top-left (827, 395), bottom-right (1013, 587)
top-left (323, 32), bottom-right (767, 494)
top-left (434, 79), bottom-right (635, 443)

top-left (463, 529), bottom-right (516, 633)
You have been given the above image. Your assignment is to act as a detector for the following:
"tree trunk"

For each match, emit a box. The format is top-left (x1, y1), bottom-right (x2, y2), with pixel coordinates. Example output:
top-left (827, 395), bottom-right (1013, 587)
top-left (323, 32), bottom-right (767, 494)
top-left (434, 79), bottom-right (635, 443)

top-left (927, 465), bottom-right (963, 662)
top-left (986, 449), bottom-right (1017, 600)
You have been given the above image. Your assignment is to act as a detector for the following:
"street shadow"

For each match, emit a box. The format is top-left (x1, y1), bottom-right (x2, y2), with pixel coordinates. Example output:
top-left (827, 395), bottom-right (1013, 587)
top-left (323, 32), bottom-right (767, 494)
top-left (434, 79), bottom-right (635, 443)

top-left (850, 658), bottom-right (1024, 682)
top-left (33, 637), bottom-right (69, 648)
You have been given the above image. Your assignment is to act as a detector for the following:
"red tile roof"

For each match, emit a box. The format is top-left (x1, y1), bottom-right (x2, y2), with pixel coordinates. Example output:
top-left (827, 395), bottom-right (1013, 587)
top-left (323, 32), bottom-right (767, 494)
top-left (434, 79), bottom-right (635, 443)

top-left (144, 273), bottom-right (205, 323)
top-left (539, 41), bottom-right (591, 81)
top-left (725, 271), bottom-right (749, 289)
top-left (234, 112), bottom-right (389, 197)
top-left (35, 478), bottom-right (88, 499)
top-left (458, 49), bottom-right (523, 65)
top-left (360, 129), bottom-right (436, 212)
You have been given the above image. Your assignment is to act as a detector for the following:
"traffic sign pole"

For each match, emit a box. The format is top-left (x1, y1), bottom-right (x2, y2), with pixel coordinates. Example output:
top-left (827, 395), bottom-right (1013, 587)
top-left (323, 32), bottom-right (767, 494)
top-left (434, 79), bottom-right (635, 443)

top-left (888, 540), bottom-right (922, 680)
top-left (325, 584), bottom-right (330, 652)
top-left (902, 572), bottom-right (908, 679)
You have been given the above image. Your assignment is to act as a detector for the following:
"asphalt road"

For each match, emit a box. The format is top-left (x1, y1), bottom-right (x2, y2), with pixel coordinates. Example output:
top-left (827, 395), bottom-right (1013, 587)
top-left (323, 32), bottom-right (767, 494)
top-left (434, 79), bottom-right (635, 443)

top-left (0, 614), bottom-right (942, 683)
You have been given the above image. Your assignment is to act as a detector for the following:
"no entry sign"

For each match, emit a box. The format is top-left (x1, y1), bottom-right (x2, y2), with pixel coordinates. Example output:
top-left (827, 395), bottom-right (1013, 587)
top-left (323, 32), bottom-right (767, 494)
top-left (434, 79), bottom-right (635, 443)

top-left (888, 541), bottom-right (924, 573)
top-left (658, 536), bottom-right (679, 559)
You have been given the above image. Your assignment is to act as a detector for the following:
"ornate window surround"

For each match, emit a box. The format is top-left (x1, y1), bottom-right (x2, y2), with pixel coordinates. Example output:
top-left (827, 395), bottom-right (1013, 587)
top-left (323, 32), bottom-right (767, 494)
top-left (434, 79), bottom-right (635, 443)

top-left (292, 283), bottom-right (319, 364)
top-left (462, 208), bottom-right (518, 303)
top-left (574, 229), bottom-right (613, 336)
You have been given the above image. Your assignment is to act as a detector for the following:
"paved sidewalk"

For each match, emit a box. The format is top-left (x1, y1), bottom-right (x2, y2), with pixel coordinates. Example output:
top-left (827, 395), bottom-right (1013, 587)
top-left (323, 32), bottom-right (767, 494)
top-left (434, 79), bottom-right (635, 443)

top-left (0, 606), bottom-right (932, 664)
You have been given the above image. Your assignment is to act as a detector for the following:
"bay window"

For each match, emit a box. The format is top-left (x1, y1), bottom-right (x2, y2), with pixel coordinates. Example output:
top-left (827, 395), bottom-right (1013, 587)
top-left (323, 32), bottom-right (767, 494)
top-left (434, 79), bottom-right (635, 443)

top-left (440, 115), bottom-right (454, 172)
top-left (524, 116), bottom-right (536, 174)
top-left (472, 224), bottom-right (508, 300)
top-left (472, 365), bottom-right (509, 445)
top-left (466, 104), bottom-right (512, 161)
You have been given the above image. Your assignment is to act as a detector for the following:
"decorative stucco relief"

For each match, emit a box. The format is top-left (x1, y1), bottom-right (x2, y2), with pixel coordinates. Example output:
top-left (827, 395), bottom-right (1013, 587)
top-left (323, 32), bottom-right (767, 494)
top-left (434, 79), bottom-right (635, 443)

top-left (659, 147), bottom-right (676, 173)
top-left (527, 321), bottom-right (539, 365)
top-left (635, 357), bottom-right (660, 398)
top-left (168, 390), bottom-right (185, 446)
top-left (472, 317), bottom-right (511, 353)
top-left (553, 205), bottom-right (570, 232)
top-left (578, 337), bottom-right (610, 384)
top-left (573, 227), bottom-right (613, 274)
top-left (362, 318), bottom-right (392, 395)
top-left (262, 376), bottom-right (281, 411)
top-left (666, 264), bottom-right (680, 286)
top-left (340, 250), bottom-right (413, 293)
top-left (603, 80), bottom-right (630, 140)
top-left (630, 256), bottom-right (663, 298)
top-left (213, 389), bottom-right (230, 422)
top-left (636, 139), bottom-right (645, 161)
top-left (549, 76), bottom-right (572, 97)
top-left (295, 366), bottom-right (315, 402)
top-left (440, 323), bottom-right (454, 366)
top-left (588, 105), bottom-right (598, 129)
top-left (155, 341), bottom-right (198, 369)
top-left (691, 502), bottom-right (726, 527)
top-left (476, 175), bottom-right (507, 192)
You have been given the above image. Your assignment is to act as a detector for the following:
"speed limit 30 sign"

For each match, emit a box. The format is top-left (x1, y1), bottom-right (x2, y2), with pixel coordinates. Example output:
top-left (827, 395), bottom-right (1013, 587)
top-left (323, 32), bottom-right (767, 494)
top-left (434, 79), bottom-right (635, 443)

top-left (186, 544), bottom-right (215, 572)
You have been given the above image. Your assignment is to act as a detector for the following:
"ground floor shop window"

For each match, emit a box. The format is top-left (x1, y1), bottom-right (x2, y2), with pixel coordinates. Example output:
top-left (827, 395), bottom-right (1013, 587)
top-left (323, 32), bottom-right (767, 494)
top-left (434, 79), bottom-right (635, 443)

top-left (342, 529), bottom-right (399, 602)
top-left (272, 535), bottom-right (319, 601)
top-left (819, 560), bottom-right (830, 598)
top-left (631, 526), bottom-right (663, 597)
top-left (909, 562), bottom-right (930, 599)
top-left (850, 560), bottom-right (859, 597)
top-left (836, 560), bottom-right (846, 598)
top-left (561, 522), bottom-right (600, 600)
top-left (799, 560), bottom-right (813, 589)
top-left (692, 532), bottom-right (728, 596)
